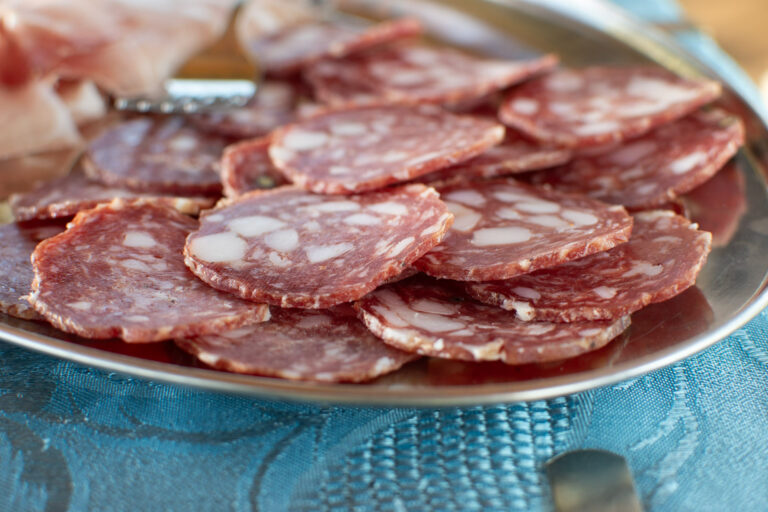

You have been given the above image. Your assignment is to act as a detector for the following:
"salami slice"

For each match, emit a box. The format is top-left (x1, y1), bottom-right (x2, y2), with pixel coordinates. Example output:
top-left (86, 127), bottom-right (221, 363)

top-left (413, 178), bottom-right (633, 281)
top-left (246, 18), bottom-right (422, 76)
top-left (220, 138), bottom-right (289, 198)
top-left (184, 184), bottom-right (453, 309)
top-left (354, 276), bottom-right (630, 364)
top-left (188, 81), bottom-right (297, 139)
top-left (528, 109), bottom-right (744, 209)
top-left (465, 210), bottom-right (712, 322)
top-left (0, 222), bottom-right (64, 320)
top-left (306, 44), bottom-right (558, 107)
top-left (176, 305), bottom-right (418, 382)
top-left (83, 117), bottom-right (229, 196)
top-left (416, 129), bottom-right (572, 186)
top-left (28, 199), bottom-right (270, 342)
top-left (499, 67), bottom-right (722, 147)
top-left (10, 169), bottom-right (216, 221)
top-left (269, 105), bottom-right (505, 193)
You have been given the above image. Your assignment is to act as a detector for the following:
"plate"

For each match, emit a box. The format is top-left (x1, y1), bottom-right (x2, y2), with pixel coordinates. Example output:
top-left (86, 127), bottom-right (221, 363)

top-left (2, 0), bottom-right (768, 406)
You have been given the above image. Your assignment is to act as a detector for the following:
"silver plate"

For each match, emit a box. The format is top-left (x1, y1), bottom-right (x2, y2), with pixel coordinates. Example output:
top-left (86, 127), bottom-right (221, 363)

top-left (2, 0), bottom-right (768, 406)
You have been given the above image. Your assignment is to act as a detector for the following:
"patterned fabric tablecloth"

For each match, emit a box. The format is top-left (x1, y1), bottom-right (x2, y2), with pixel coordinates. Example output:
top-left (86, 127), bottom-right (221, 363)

top-left (2, 2), bottom-right (768, 511)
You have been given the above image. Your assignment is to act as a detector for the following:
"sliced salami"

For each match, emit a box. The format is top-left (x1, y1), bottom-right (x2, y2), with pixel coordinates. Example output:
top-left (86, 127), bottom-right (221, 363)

top-left (220, 138), bottom-right (289, 198)
top-left (0, 222), bottom-right (64, 320)
top-left (499, 66), bottom-right (721, 147)
top-left (10, 169), bottom-right (216, 221)
top-left (188, 81), bottom-right (298, 139)
top-left (176, 305), bottom-right (418, 383)
top-left (184, 184), bottom-right (453, 309)
top-left (306, 44), bottom-right (558, 107)
top-left (466, 210), bottom-right (712, 322)
top-left (354, 276), bottom-right (630, 364)
top-left (416, 129), bottom-right (572, 186)
top-left (528, 109), bottom-right (744, 209)
top-left (269, 104), bottom-right (505, 193)
top-left (413, 178), bottom-right (633, 281)
top-left (83, 117), bottom-right (229, 196)
top-left (28, 199), bottom-right (269, 342)
top-left (245, 18), bottom-right (422, 76)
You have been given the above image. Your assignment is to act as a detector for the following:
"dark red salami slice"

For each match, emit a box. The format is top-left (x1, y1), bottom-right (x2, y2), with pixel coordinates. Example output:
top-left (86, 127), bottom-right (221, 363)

top-left (188, 81), bottom-right (298, 139)
top-left (528, 109), bottom-right (744, 209)
top-left (416, 129), bottom-right (572, 186)
top-left (10, 169), bottom-right (216, 221)
top-left (306, 44), bottom-right (558, 107)
top-left (354, 276), bottom-right (630, 364)
top-left (184, 184), bottom-right (453, 309)
top-left (83, 117), bottom-right (229, 196)
top-left (466, 210), bottom-right (712, 322)
top-left (499, 67), bottom-right (721, 147)
top-left (269, 105), bottom-right (505, 193)
top-left (28, 199), bottom-right (269, 342)
top-left (0, 222), bottom-right (64, 320)
top-left (246, 18), bottom-right (422, 76)
top-left (176, 305), bottom-right (418, 382)
top-left (413, 178), bottom-right (633, 281)
top-left (220, 138), bottom-right (289, 198)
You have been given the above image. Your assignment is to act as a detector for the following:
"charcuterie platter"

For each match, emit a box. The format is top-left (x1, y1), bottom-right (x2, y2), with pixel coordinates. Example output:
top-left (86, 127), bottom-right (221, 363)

top-left (1, 0), bottom-right (767, 405)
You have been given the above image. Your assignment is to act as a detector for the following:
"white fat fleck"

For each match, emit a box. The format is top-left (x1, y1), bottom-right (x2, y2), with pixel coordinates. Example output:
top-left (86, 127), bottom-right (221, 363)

top-left (382, 150), bottom-right (409, 163)
top-left (126, 315), bottom-right (150, 322)
top-left (511, 301), bottom-right (535, 321)
top-left (388, 70), bottom-right (427, 85)
top-left (387, 237), bottom-right (414, 258)
top-left (511, 98), bottom-right (539, 115)
top-left (228, 215), bottom-right (285, 237)
top-left (369, 202), bottom-right (408, 216)
top-left (579, 327), bottom-right (604, 337)
top-left (444, 202), bottom-right (481, 233)
top-left (268, 251), bottom-right (291, 267)
top-left (407, 151), bottom-right (441, 166)
top-left (282, 130), bottom-right (329, 151)
top-left (523, 323), bottom-right (555, 335)
top-left (168, 135), bottom-right (197, 152)
top-left (528, 215), bottom-right (569, 229)
top-left (264, 229), bottom-right (299, 252)
top-left (594, 286), bottom-right (617, 299)
top-left (574, 120), bottom-right (621, 136)
top-left (472, 227), bottom-right (532, 246)
top-left (344, 213), bottom-right (380, 226)
top-left (546, 72), bottom-right (584, 92)
top-left (562, 209), bottom-right (599, 226)
top-left (304, 220), bottom-right (321, 232)
top-left (624, 260), bottom-right (664, 278)
top-left (68, 301), bottom-right (92, 311)
top-left (305, 242), bottom-right (353, 263)
top-left (443, 190), bottom-right (486, 207)
top-left (669, 151), bottom-right (707, 174)
top-left (123, 231), bottom-right (156, 248)
top-left (329, 165), bottom-right (351, 175)
top-left (608, 140), bottom-right (658, 166)
top-left (205, 213), bottom-right (224, 223)
top-left (409, 312), bottom-right (465, 333)
top-left (493, 190), bottom-right (527, 203)
top-left (330, 122), bottom-right (368, 136)
top-left (515, 200), bottom-right (560, 214)
top-left (411, 299), bottom-right (457, 315)
top-left (627, 77), bottom-right (699, 105)
top-left (496, 207), bottom-right (522, 221)
top-left (513, 287), bottom-right (541, 300)
top-left (549, 102), bottom-right (576, 115)
top-left (189, 232), bottom-right (247, 262)
top-left (120, 259), bottom-right (152, 272)
top-left (311, 201), bottom-right (360, 212)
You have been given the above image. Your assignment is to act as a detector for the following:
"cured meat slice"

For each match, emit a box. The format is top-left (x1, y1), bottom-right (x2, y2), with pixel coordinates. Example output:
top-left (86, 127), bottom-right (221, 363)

top-left (498, 66), bottom-right (722, 147)
top-left (176, 305), bottom-right (418, 382)
top-left (305, 44), bottom-right (558, 107)
top-left (528, 109), bottom-right (744, 209)
top-left (28, 199), bottom-right (269, 342)
top-left (243, 18), bottom-right (422, 76)
top-left (416, 129), bottom-right (572, 186)
top-left (413, 178), bottom-right (633, 281)
top-left (184, 184), bottom-right (453, 308)
top-left (269, 104), bottom-right (505, 193)
top-left (10, 169), bottom-right (216, 221)
top-left (0, 222), bottom-right (64, 320)
top-left (466, 210), bottom-right (712, 322)
top-left (83, 117), bottom-right (229, 196)
top-left (354, 276), bottom-right (630, 364)
top-left (188, 81), bottom-right (298, 139)
top-left (219, 138), bottom-right (289, 198)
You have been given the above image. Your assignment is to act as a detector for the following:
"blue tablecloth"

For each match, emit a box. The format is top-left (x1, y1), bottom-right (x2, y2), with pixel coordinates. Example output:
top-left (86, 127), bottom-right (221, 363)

top-left (3, 2), bottom-right (768, 511)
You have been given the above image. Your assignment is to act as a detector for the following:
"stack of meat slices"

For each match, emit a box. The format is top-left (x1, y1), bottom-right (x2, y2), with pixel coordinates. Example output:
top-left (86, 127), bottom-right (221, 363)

top-left (2, 10), bottom-right (745, 385)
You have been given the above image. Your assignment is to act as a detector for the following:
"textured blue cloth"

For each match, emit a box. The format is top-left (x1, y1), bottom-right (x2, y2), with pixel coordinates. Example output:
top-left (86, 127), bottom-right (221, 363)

top-left (3, 2), bottom-right (768, 512)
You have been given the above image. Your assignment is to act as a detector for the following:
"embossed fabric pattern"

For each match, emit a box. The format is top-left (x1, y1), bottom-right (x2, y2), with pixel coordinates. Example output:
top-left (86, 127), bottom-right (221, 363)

top-left (2, 2), bottom-right (768, 511)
